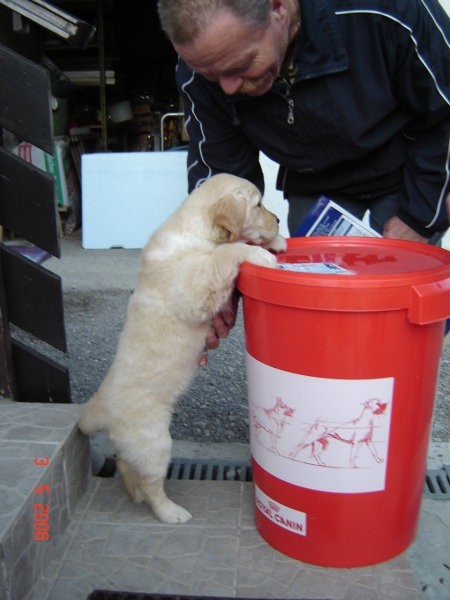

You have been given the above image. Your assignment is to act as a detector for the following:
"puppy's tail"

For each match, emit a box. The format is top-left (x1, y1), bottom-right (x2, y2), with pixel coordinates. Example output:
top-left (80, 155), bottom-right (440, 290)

top-left (78, 392), bottom-right (109, 436)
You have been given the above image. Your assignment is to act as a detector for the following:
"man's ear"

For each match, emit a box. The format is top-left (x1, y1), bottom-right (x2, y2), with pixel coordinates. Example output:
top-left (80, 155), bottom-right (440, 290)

top-left (210, 193), bottom-right (247, 242)
top-left (268, 0), bottom-right (290, 25)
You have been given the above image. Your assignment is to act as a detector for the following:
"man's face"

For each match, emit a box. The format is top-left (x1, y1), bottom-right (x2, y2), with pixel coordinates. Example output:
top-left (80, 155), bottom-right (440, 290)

top-left (174, 6), bottom-right (290, 96)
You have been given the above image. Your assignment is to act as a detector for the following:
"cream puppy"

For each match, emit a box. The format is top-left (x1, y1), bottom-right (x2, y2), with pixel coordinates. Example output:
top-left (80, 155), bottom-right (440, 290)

top-left (78, 173), bottom-right (286, 523)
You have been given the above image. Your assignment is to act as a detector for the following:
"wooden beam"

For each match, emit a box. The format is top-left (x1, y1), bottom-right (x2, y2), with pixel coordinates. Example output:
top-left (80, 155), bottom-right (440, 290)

top-left (0, 258), bottom-right (15, 398)
top-left (1, 245), bottom-right (66, 352)
top-left (11, 338), bottom-right (70, 403)
top-left (0, 43), bottom-right (53, 154)
top-left (0, 148), bottom-right (60, 257)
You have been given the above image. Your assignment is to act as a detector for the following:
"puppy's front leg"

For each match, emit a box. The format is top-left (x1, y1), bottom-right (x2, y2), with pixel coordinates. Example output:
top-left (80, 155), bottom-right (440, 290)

top-left (170, 243), bottom-right (277, 324)
top-left (242, 244), bottom-right (279, 268)
top-left (202, 243), bottom-right (277, 316)
top-left (145, 479), bottom-right (192, 524)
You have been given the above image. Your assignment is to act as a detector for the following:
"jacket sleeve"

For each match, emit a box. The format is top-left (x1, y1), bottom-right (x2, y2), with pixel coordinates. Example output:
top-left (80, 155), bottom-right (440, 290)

top-left (175, 59), bottom-right (264, 193)
top-left (392, 0), bottom-right (450, 236)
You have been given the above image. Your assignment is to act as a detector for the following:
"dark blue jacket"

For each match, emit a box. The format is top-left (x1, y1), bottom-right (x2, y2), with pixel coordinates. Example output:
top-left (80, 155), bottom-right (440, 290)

top-left (176, 0), bottom-right (450, 237)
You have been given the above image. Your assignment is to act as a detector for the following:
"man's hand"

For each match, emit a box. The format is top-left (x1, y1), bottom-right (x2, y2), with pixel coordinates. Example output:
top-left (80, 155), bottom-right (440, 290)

top-left (198, 291), bottom-right (240, 367)
top-left (384, 193), bottom-right (450, 242)
top-left (383, 216), bottom-right (428, 243)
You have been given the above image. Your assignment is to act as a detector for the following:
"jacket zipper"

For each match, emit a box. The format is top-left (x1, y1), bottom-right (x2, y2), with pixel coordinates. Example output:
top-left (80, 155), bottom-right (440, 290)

top-left (287, 96), bottom-right (295, 125)
top-left (279, 79), bottom-right (294, 125)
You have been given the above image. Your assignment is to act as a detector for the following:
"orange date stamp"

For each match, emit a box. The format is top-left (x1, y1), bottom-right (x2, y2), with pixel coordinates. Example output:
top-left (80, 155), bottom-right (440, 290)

top-left (33, 457), bottom-right (50, 542)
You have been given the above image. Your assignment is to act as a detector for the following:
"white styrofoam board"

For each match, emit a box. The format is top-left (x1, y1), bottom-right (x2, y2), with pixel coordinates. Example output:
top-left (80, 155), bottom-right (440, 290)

top-left (82, 152), bottom-right (189, 249)
top-left (259, 153), bottom-right (289, 237)
top-left (439, 0), bottom-right (450, 16)
top-left (443, 229), bottom-right (450, 250)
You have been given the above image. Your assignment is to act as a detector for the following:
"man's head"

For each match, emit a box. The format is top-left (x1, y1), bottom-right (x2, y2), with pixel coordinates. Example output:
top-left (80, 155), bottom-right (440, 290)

top-left (157, 0), bottom-right (299, 96)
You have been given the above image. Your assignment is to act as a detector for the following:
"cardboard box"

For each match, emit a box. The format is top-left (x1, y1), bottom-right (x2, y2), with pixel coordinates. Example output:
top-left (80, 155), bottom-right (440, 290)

top-left (12, 137), bottom-right (80, 209)
top-left (294, 195), bottom-right (381, 237)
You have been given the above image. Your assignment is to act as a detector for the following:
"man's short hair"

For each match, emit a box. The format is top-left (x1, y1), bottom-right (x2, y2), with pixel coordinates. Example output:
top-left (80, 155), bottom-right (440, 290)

top-left (157, 0), bottom-right (271, 44)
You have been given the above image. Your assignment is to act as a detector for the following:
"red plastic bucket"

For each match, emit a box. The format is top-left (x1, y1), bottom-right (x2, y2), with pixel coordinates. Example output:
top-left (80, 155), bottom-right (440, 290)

top-left (237, 237), bottom-right (450, 567)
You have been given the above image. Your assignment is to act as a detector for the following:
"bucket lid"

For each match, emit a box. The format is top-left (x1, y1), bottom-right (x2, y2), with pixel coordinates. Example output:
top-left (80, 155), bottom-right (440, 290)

top-left (237, 237), bottom-right (450, 324)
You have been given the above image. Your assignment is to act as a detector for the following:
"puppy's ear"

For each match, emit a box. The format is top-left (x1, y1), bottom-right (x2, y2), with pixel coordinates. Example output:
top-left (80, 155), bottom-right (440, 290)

top-left (210, 192), bottom-right (247, 242)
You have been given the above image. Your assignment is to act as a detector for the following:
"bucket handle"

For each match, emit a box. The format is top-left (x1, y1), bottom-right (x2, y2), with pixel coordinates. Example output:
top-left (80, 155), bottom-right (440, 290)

top-left (408, 279), bottom-right (450, 324)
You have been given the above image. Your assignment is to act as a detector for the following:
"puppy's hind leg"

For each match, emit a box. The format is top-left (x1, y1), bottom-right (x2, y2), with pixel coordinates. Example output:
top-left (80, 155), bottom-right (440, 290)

top-left (116, 457), bottom-right (192, 524)
top-left (116, 456), bottom-right (146, 503)
top-left (145, 476), bottom-right (192, 524)
top-left (115, 429), bottom-right (192, 524)
top-left (78, 392), bottom-right (108, 436)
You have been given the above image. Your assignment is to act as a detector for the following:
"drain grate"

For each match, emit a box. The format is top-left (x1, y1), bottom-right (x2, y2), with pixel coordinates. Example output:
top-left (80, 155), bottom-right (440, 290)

top-left (167, 459), bottom-right (252, 482)
top-left (97, 458), bottom-right (450, 499)
top-left (424, 465), bottom-right (450, 499)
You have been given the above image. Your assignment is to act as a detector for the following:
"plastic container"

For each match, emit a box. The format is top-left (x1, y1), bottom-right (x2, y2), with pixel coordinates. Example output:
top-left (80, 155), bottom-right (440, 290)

top-left (237, 237), bottom-right (450, 567)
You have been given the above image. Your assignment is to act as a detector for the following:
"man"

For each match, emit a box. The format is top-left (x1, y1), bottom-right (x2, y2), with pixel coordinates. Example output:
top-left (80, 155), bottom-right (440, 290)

top-left (158, 0), bottom-right (450, 354)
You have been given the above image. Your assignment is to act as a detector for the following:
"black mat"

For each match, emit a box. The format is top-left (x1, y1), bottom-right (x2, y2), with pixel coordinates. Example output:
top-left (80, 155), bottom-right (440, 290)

top-left (88, 592), bottom-right (330, 600)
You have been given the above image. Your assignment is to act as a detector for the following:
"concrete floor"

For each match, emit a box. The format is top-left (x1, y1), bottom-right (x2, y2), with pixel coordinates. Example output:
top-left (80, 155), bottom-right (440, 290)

top-left (0, 398), bottom-right (449, 600)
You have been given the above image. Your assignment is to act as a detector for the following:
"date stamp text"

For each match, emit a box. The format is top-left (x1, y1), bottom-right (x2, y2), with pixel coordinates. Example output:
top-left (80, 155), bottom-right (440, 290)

top-left (33, 457), bottom-right (50, 541)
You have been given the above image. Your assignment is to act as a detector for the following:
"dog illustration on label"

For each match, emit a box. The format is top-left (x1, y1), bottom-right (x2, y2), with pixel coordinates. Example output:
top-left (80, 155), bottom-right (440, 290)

top-left (251, 396), bottom-right (295, 454)
top-left (250, 396), bottom-right (389, 469)
top-left (289, 398), bottom-right (388, 468)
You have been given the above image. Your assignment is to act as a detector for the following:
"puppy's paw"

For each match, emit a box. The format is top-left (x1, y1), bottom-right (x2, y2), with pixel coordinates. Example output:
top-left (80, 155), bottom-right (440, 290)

top-left (263, 234), bottom-right (287, 253)
top-left (153, 500), bottom-right (192, 524)
top-left (246, 246), bottom-right (278, 268)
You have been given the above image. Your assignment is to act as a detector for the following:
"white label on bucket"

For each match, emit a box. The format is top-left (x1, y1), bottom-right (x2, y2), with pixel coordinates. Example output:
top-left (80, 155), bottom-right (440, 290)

top-left (255, 484), bottom-right (307, 536)
top-left (277, 262), bottom-right (355, 274)
top-left (247, 354), bottom-right (393, 493)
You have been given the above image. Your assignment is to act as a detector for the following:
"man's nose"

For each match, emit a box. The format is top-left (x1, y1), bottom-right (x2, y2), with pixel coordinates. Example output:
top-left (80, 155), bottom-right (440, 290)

top-left (218, 75), bottom-right (244, 95)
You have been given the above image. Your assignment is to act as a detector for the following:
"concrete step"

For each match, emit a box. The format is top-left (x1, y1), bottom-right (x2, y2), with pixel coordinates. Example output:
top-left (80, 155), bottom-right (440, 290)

top-left (0, 399), bottom-right (89, 600)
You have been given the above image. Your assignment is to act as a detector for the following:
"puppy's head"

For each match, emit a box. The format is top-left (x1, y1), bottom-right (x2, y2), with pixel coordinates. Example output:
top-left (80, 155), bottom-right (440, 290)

top-left (204, 174), bottom-right (280, 245)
